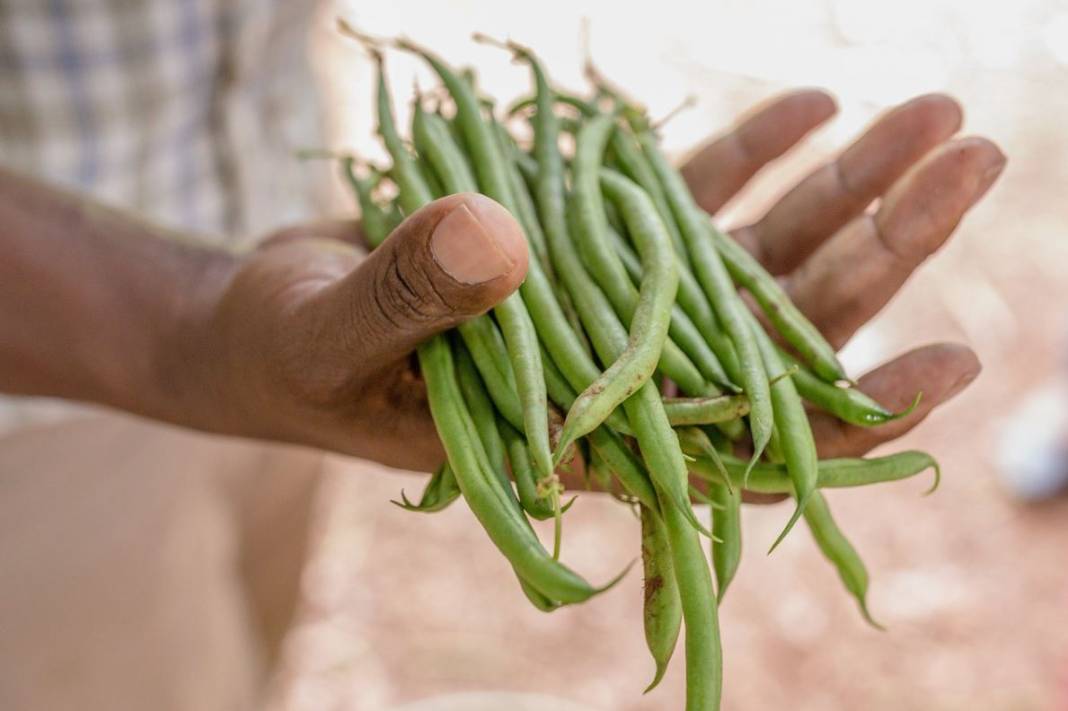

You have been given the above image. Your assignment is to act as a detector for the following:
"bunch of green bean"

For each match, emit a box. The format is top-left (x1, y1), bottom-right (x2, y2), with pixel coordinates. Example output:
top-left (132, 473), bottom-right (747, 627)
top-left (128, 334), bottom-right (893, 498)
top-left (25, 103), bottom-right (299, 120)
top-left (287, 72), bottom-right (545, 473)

top-left (333, 27), bottom-right (938, 711)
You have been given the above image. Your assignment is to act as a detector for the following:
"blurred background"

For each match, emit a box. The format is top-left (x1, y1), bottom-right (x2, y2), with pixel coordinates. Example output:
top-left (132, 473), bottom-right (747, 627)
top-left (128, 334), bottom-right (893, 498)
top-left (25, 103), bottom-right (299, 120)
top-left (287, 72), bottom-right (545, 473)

top-left (259, 1), bottom-right (1068, 710)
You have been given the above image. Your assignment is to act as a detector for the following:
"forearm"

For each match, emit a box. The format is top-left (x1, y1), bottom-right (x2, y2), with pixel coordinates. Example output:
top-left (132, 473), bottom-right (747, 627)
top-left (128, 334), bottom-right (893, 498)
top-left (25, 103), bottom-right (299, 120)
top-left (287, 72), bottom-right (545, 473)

top-left (0, 166), bottom-right (236, 424)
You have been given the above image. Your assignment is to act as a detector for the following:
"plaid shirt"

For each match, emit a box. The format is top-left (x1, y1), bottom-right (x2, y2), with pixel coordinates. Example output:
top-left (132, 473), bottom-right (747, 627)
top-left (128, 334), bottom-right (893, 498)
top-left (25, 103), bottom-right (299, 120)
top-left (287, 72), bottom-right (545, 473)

top-left (0, 0), bottom-right (326, 241)
top-left (0, 0), bottom-right (329, 431)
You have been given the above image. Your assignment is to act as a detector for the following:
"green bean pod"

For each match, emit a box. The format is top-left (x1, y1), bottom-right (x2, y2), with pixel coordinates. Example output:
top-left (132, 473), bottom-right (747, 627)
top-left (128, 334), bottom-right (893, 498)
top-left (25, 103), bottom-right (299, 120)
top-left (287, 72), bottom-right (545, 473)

top-left (517, 574), bottom-right (560, 612)
top-left (341, 158), bottom-right (390, 249)
top-left (555, 167), bottom-right (680, 460)
top-left (500, 417), bottom-right (557, 521)
top-left (709, 482), bottom-right (742, 601)
top-left (457, 315), bottom-right (524, 430)
top-left (746, 311), bottom-right (818, 553)
top-left (663, 395), bottom-right (750, 426)
top-left (554, 193), bottom-right (708, 535)
top-left (419, 335), bottom-right (603, 604)
top-left (491, 119), bottom-right (551, 272)
top-left (410, 100), bottom-right (530, 432)
top-left (607, 221), bottom-right (734, 389)
top-left (608, 125), bottom-right (690, 265)
top-left (685, 450), bottom-right (941, 495)
top-left (369, 50), bottom-right (434, 213)
top-left (392, 462), bottom-right (461, 513)
top-left (586, 427), bottom-right (660, 513)
top-left (454, 341), bottom-right (515, 501)
top-left (711, 224), bottom-right (846, 383)
top-left (412, 101), bottom-right (479, 196)
top-left (661, 498), bottom-right (723, 710)
top-left (803, 491), bottom-right (882, 629)
top-left (636, 127), bottom-right (774, 477)
top-left (641, 505), bottom-right (682, 692)
top-left (568, 116), bottom-right (714, 398)
top-left (609, 126), bottom-right (741, 388)
top-left (784, 348), bottom-right (922, 427)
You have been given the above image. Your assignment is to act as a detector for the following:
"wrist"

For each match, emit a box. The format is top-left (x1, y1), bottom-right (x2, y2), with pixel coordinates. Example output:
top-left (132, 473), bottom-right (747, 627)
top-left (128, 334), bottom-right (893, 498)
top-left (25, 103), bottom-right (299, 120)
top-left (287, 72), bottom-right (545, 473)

top-left (148, 241), bottom-right (242, 433)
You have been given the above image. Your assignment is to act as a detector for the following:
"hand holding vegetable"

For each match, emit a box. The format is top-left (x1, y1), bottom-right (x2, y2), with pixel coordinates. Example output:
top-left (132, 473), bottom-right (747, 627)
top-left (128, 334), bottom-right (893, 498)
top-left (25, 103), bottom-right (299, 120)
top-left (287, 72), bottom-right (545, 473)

top-left (0, 29), bottom-right (1005, 709)
top-left (681, 91), bottom-right (1001, 461)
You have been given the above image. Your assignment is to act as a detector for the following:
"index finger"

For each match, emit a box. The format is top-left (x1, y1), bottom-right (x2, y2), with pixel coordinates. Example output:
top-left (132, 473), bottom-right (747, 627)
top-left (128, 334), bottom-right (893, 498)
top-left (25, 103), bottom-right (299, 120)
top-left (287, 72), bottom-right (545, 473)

top-left (680, 90), bottom-right (837, 215)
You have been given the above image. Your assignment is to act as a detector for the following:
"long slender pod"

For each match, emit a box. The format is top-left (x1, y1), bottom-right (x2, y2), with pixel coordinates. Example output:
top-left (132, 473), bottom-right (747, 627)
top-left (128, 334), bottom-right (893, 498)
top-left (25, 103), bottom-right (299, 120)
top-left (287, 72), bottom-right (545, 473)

top-left (641, 505), bottom-right (682, 692)
top-left (781, 346), bottom-right (921, 427)
top-left (454, 340), bottom-right (516, 501)
top-left (684, 451), bottom-right (941, 495)
top-left (367, 46), bottom-right (618, 604)
top-left (419, 336), bottom-right (600, 603)
top-left (636, 125), bottom-right (773, 478)
top-left (570, 117), bottom-right (716, 401)
top-left (745, 309), bottom-right (818, 552)
top-left (709, 483), bottom-right (742, 600)
top-left (711, 223), bottom-right (845, 382)
top-left (555, 165), bottom-right (680, 458)
top-left (803, 491), bottom-right (883, 629)
top-left (660, 499), bottom-right (723, 710)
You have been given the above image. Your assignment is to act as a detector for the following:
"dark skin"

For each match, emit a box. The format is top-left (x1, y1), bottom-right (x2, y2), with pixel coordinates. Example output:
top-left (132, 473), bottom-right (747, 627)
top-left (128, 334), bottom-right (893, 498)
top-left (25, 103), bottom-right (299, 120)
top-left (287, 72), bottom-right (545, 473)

top-left (0, 91), bottom-right (1002, 476)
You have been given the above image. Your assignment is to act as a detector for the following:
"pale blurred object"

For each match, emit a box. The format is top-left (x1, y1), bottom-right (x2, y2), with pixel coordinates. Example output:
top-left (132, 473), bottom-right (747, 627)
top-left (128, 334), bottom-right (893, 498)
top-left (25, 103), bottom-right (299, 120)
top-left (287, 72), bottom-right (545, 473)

top-left (997, 376), bottom-right (1068, 501)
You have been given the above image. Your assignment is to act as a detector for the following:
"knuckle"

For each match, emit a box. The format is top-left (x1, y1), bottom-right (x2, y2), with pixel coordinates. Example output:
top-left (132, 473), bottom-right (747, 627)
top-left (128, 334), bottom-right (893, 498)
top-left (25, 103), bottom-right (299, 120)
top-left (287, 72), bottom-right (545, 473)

top-left (375, 249), bottom-right (450, 326)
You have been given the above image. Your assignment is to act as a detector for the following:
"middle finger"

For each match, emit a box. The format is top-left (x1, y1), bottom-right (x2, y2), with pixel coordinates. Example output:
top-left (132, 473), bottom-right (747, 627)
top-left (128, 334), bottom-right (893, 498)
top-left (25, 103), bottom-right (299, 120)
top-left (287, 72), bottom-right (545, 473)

top-left (785, 136), bottom-right (1006, 350)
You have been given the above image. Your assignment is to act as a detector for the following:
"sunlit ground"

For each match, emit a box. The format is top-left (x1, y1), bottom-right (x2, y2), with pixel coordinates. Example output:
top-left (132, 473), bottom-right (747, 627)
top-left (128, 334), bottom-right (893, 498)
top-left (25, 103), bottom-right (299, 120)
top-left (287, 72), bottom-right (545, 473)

top-left (269, 2), bottom-right (1068, 709)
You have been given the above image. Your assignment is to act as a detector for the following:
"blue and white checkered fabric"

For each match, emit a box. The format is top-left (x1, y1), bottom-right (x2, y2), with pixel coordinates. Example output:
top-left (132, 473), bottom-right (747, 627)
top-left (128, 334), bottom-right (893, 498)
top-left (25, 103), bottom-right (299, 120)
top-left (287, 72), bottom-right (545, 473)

top-left (0, 0), bottom-right (325, 241)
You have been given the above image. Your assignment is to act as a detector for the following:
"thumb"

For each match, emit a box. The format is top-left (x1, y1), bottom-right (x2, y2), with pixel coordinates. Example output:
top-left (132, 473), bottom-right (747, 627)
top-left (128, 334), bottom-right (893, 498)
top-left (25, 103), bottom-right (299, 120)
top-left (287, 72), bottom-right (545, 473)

top-left (321, 192), bottom-right (528, 373)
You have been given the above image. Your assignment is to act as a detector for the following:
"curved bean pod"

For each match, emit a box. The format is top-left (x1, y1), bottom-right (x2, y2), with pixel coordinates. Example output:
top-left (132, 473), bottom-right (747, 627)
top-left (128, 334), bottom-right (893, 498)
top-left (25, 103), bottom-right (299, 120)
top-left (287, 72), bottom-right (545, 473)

top-left (709, 483), bottom-right (742, 601)
top-left (556, 166), bottom-right (680, 459)
top-left (641, 505), bottom-right (682, 692)
top-left (711, 224), bottom-right (846, 383)
top-left (803, 491), bottom-right (883, 629)
top-left (500, 416), bottom-right (558, 521)
top-left (392, 462), bottom-right (461, 513)
top-left (635, 126), bottom-right (773, 477)
top-left (746, 310), bottom-right (818, 553)
top-left (783, 347), bottom-right (922, 427)
top-left (420, 336), bottom-right (598, 603)
top-left (685, 450), bottom-right (941, 495)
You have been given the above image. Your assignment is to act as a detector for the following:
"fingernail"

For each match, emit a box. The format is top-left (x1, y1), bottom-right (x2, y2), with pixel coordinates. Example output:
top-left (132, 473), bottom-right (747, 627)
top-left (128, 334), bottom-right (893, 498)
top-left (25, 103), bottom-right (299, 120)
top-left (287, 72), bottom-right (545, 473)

top-left (945, 361), bottom-right (982, 399)
top-left (976, 149), bottom-right (1007, 196)
top-left (431, 197), bottom-right (520, 284)
top-left (983, 155), bottom-right (1007, 183)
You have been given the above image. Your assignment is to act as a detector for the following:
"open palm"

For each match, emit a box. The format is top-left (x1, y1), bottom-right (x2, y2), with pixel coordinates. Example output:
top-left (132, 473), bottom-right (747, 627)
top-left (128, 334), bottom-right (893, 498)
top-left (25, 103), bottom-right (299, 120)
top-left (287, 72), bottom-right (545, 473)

top-left (681, 91), bottom-right (1003, 459)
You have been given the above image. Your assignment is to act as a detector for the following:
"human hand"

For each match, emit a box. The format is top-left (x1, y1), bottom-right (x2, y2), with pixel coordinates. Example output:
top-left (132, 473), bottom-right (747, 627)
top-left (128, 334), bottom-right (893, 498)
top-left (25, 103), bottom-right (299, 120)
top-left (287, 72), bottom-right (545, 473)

top-left (681, 91), bottom-right (1004, 459)
top-left (176, 193), bottom-right (527, 472)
